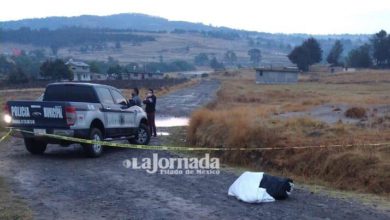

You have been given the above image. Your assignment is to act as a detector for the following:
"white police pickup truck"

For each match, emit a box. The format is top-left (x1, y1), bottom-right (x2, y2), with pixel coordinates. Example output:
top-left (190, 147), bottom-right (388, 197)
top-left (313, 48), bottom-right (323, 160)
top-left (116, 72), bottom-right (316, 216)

top-left (3, 82), bottom-right (150, 157)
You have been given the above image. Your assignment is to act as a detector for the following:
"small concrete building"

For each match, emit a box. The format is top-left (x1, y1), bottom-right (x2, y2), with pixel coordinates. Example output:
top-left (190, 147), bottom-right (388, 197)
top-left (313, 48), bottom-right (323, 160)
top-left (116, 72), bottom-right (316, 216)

top-left (66, 59), bottom-right (91, 81)
top-left (255, 67), bottom-right (299, 84)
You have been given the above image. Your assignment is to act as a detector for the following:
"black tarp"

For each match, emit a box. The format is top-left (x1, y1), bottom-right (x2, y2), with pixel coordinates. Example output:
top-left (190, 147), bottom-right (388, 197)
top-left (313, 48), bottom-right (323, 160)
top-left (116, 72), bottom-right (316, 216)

top-left (259, 174), bottom-right (293, 200)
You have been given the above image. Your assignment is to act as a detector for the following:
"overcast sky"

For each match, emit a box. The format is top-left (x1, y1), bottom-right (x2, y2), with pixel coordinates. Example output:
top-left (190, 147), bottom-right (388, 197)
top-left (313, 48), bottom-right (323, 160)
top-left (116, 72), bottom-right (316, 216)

top-left (1, 0), bottom-right (389, 34)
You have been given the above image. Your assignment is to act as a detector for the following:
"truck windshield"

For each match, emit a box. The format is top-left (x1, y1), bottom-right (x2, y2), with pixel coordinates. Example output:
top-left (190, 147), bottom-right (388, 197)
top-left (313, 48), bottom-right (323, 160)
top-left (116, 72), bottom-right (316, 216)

top-left (43, 84), bottom-right (99, 103)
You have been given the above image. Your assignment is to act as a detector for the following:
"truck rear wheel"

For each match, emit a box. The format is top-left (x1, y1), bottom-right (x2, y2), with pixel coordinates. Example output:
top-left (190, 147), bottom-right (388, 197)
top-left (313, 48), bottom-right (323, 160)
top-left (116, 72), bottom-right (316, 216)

top-left (129, 124), bottom-right (151, 145)
top-left (82, 128), bottom-right (104, 158)
top-left (24, 138), bottom-right (47, 155)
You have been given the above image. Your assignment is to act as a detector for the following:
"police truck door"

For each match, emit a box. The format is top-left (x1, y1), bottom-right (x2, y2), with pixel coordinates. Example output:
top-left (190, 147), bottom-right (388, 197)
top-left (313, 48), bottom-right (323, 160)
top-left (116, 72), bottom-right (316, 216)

top-left (110, 89), bottom-right (136, 136)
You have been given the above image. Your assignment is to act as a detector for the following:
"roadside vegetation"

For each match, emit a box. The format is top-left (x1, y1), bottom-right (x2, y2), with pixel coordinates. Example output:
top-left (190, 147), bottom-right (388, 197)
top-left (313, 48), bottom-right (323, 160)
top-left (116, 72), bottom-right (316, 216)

top-left (0, 52), bottom-right (195, 85)
top-left (188, 69), bottom-right (390, 195)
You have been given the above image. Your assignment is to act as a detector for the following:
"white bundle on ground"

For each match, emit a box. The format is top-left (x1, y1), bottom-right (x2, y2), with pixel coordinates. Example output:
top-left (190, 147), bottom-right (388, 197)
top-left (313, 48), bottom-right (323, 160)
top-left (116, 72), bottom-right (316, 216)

top-left (228, 171), bottom-right (293, 203)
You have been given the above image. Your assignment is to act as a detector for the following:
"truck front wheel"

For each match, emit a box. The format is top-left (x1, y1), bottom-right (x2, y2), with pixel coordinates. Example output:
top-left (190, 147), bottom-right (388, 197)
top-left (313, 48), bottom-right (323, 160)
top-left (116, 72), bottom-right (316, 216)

top-left (24, 138), bottom-right (47, 155)
top-left (129, 124), bottom-right (151, 145)
top-left (82, 128), bottom-right (104, 158)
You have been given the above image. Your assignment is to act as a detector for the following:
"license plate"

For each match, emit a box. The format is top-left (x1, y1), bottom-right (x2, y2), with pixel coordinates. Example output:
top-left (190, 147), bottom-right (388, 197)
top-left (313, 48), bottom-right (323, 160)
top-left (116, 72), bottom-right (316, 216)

top-left (33, 129), bottom-right (46, 136)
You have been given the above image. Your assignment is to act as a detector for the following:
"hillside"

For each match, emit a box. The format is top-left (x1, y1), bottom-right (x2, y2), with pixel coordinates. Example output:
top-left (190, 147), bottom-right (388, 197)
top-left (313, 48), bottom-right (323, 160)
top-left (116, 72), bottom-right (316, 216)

top-left (0, 13), bottom-right (224, 31)
top-left (0, 13), bottom-right (371, 68)
top-left (0, 31), bottom-right (293, 67)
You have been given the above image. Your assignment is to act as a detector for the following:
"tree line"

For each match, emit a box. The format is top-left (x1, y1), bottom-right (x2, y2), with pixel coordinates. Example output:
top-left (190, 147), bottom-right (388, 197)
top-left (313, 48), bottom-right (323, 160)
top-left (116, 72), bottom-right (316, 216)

top-left (0, 27), bottom-right (155, 55)
top-left (171, 29), bottom-right (241, 40)
top-left (0, 53), bottom-right (196, 83)
top-left (104, 60), bottom-right (195, 75)
top-left (0, 55), bottom-right (73, 83)
top-left (0, 50), bottom-right (45, 83)
top-left (287, 30), bottom-right (390, 71)
top-left (194, 48), bottom-right (262, 70)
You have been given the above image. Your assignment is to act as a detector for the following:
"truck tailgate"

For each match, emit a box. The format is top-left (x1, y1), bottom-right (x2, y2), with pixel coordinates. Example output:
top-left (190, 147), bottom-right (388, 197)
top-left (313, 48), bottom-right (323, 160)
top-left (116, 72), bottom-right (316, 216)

top-left (7, 101), bottom-right (70, 129)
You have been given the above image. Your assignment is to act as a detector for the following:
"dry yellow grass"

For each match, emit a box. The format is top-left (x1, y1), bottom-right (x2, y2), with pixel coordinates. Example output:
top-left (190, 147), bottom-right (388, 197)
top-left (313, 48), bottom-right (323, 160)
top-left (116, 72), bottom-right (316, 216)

top-left (188, 69), bottom-right (390, 195)
top-left (319, 69), bottom-right (390, 84)
top-left (188, 108), bottom-right (390, 195)
top-left (1, 32), bottom-right (290, 65)
top-left (209, 71), bottom-right (390, 113)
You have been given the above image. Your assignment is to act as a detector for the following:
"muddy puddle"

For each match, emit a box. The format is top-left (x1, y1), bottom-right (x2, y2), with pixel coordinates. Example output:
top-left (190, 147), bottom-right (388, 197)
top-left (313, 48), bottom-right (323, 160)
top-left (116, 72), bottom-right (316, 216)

top-left (156, 131), bottom-right (170, 136)
top-left (156, 117), bottom-right (189, 127)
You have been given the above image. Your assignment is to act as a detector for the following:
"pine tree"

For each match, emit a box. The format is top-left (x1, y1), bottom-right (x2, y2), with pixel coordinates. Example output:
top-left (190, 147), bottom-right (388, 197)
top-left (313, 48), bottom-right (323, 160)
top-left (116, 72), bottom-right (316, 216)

top-left (326, 40), bottom-right (344, 66)
top-left (288, 37), bottom-right (323, 71)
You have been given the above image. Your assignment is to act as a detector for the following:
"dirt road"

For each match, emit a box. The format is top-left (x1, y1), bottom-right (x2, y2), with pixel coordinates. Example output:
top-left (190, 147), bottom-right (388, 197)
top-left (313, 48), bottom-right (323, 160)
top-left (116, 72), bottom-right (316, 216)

top-left (1, 80), bottom-right (389, 220)
top-left (156, 79), bottom-right (219, 117)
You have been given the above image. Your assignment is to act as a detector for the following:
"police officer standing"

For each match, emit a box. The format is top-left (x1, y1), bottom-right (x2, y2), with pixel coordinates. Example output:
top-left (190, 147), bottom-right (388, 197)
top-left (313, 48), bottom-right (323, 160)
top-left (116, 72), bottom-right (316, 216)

top-left (131, 87), bottom-right (142, 107)
top-left (143, 89), bottom-right (157, 137)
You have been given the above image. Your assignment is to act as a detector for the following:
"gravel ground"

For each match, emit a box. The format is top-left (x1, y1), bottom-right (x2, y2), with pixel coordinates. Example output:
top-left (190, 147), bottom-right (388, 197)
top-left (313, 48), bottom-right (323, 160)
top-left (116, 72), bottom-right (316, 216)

top-left (0, 79), bottom-right (389, 220)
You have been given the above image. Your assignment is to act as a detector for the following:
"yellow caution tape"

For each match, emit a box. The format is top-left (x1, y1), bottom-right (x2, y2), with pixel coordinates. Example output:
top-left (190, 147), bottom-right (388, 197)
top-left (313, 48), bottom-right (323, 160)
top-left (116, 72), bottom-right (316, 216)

top-left (0, 130), bottom-right (12, 144)
top-left (5, 128), bottom-right (390, 151)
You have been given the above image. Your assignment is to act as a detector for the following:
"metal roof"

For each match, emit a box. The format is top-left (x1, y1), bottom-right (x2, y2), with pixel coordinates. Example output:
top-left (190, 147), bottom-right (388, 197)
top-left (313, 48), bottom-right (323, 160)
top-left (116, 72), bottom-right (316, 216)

top-left (65, 59), bottom-right (90, 67)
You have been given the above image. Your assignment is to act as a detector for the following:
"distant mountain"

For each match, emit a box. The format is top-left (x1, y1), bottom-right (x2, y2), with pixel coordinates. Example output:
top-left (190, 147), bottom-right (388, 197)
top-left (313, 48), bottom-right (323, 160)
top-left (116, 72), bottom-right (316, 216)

top-left (0, 13), bottom-right (372, 39)
top-left (0, 13), bottom-right (228, 31)
top-left (0, 13), bottom-right (372, 61)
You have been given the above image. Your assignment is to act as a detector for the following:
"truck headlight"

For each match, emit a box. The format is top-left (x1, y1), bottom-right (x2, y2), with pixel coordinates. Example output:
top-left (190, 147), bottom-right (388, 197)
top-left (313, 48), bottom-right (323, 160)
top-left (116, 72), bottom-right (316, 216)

top-left (3, 114), bottom-right (12, 124)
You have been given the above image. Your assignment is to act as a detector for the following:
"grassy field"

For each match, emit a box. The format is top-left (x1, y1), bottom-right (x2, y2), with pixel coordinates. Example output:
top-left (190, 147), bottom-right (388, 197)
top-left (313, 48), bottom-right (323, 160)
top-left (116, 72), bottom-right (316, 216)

top-left (189, 69), bottom-right (390, 195)
top-left (209, 69), bottom-right (390, 112)
top-left (1, 32), bottom-right (291, 66)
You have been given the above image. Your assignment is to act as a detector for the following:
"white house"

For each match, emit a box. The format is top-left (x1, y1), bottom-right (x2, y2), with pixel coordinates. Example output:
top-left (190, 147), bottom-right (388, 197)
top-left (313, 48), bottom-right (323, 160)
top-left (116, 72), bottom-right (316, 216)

top-left (66, 59), bottom-right (91, 81)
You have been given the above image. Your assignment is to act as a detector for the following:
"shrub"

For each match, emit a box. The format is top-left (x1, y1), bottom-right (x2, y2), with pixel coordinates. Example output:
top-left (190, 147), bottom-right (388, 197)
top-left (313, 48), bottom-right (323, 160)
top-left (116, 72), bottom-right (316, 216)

top-left (8, 68), bottom-right (29, 84)
top-left (345, 107), bottom-right (367, 119)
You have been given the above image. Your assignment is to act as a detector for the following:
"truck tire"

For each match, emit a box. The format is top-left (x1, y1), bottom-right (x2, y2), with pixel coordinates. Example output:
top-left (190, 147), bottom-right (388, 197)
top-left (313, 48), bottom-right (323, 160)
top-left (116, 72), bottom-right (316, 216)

top-left (24, 138), bottom-right (47, 155)
top-left (129, 124), bottom-right (151, 145)
top-left (82, 128), bottom-right (104, 158)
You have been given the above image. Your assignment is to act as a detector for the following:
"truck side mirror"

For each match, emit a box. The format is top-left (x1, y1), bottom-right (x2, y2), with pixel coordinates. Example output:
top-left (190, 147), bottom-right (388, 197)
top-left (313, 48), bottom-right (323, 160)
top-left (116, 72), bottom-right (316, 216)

top-left (119, 100), bottom-right (128, 107)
